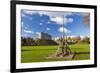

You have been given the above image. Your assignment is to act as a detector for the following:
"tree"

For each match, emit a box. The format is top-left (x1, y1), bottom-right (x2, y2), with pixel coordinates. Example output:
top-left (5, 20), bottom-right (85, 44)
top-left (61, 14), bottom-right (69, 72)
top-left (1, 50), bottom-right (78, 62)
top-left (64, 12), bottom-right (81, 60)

top-left (35, 39), bottom-right (58, 46)
top-left (78, 37), bottom-right (90, 44)
top-left (21, 37), bottom-right (37, 46)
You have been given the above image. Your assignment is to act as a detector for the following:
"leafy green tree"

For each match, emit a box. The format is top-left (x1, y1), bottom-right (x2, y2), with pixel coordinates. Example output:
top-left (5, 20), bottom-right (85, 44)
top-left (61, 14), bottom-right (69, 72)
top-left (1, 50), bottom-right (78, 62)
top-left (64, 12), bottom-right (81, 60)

top-left (35, 39), bottom-right (58, 46)
top-left (21, 37), bottom-right (37, 46)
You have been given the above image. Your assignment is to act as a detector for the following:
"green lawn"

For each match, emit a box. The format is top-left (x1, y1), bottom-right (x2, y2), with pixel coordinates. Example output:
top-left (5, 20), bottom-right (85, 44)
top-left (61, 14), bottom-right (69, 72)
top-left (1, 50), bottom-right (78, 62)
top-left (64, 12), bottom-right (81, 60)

top-left (21, 44), bottom-right (90, 63)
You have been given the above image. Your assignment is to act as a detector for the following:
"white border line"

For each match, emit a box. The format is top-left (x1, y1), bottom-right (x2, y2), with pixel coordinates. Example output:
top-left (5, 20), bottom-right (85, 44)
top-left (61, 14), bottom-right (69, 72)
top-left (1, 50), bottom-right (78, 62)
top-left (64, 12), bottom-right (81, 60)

top-left (16, 5), bottom-right (94, 69)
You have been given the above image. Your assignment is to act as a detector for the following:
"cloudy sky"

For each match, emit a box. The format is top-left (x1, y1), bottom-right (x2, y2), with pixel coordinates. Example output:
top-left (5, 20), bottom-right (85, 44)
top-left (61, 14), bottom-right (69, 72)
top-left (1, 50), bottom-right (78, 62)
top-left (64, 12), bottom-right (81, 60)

top-left (21, 10), bottom-right (90, 38)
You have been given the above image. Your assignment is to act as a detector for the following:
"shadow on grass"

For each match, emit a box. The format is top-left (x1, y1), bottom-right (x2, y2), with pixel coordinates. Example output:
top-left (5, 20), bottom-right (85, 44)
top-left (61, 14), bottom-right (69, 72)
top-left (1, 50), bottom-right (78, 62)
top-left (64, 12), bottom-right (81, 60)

top-left (72, 52), bottom-right (90, 60)
top-left (21, 48), bottom-right (56, 52)
top-left (21, 49), bottom-right (33, 51)
top-left (75, 52), bottom-right (90, 54)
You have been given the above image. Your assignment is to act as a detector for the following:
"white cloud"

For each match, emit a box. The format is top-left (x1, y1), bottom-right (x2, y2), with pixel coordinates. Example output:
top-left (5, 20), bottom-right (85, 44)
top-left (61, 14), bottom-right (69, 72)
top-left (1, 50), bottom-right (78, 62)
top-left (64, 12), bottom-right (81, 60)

top-left (50, 16), bottom-right (73, 25)
top-left (24, 11), bottom-right (73, 17)
top-left (22, 12), bottom-right (33, 21)
top-left (54, 37), bottom-right (60, 40)
top-left (58, 27), bottom-right (71, 33)
top-left (21, 13), bottom-right (27, 17)
top-left (36, 32), bottom-right (40, 35)
top-left (50, 16), bottom-right (63, 25)
top-left (65, 12), bottom-right (73, 16)
top-left (22, 11), bottom-right (34, 20)
top-left (23, 10), bottom-right (52, 16)
top-left (21, 21), bottom-right (23, 25)
top-left (37, 12), bottom-right (73, 25)
top-left (24, 30), bottom-right (34, 34)
top-left (22, 22), bottom-right (23, 24)
top-left (37, 11), bottom-right (63, 17)
top-left (39, 23), bottom-right (43, 25)
top-left (46, 27), bottom-right (50, 31)
top-left (68, 18), bottom-right (73, 22)
top-left (23, 10), bottom-right (36, 15)
top-left (23, 10), bottom-right (74, 25)
top-left (64, 18), bottom-right (73, 24)
top-left (21, 22), bottom-right (24, 27)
